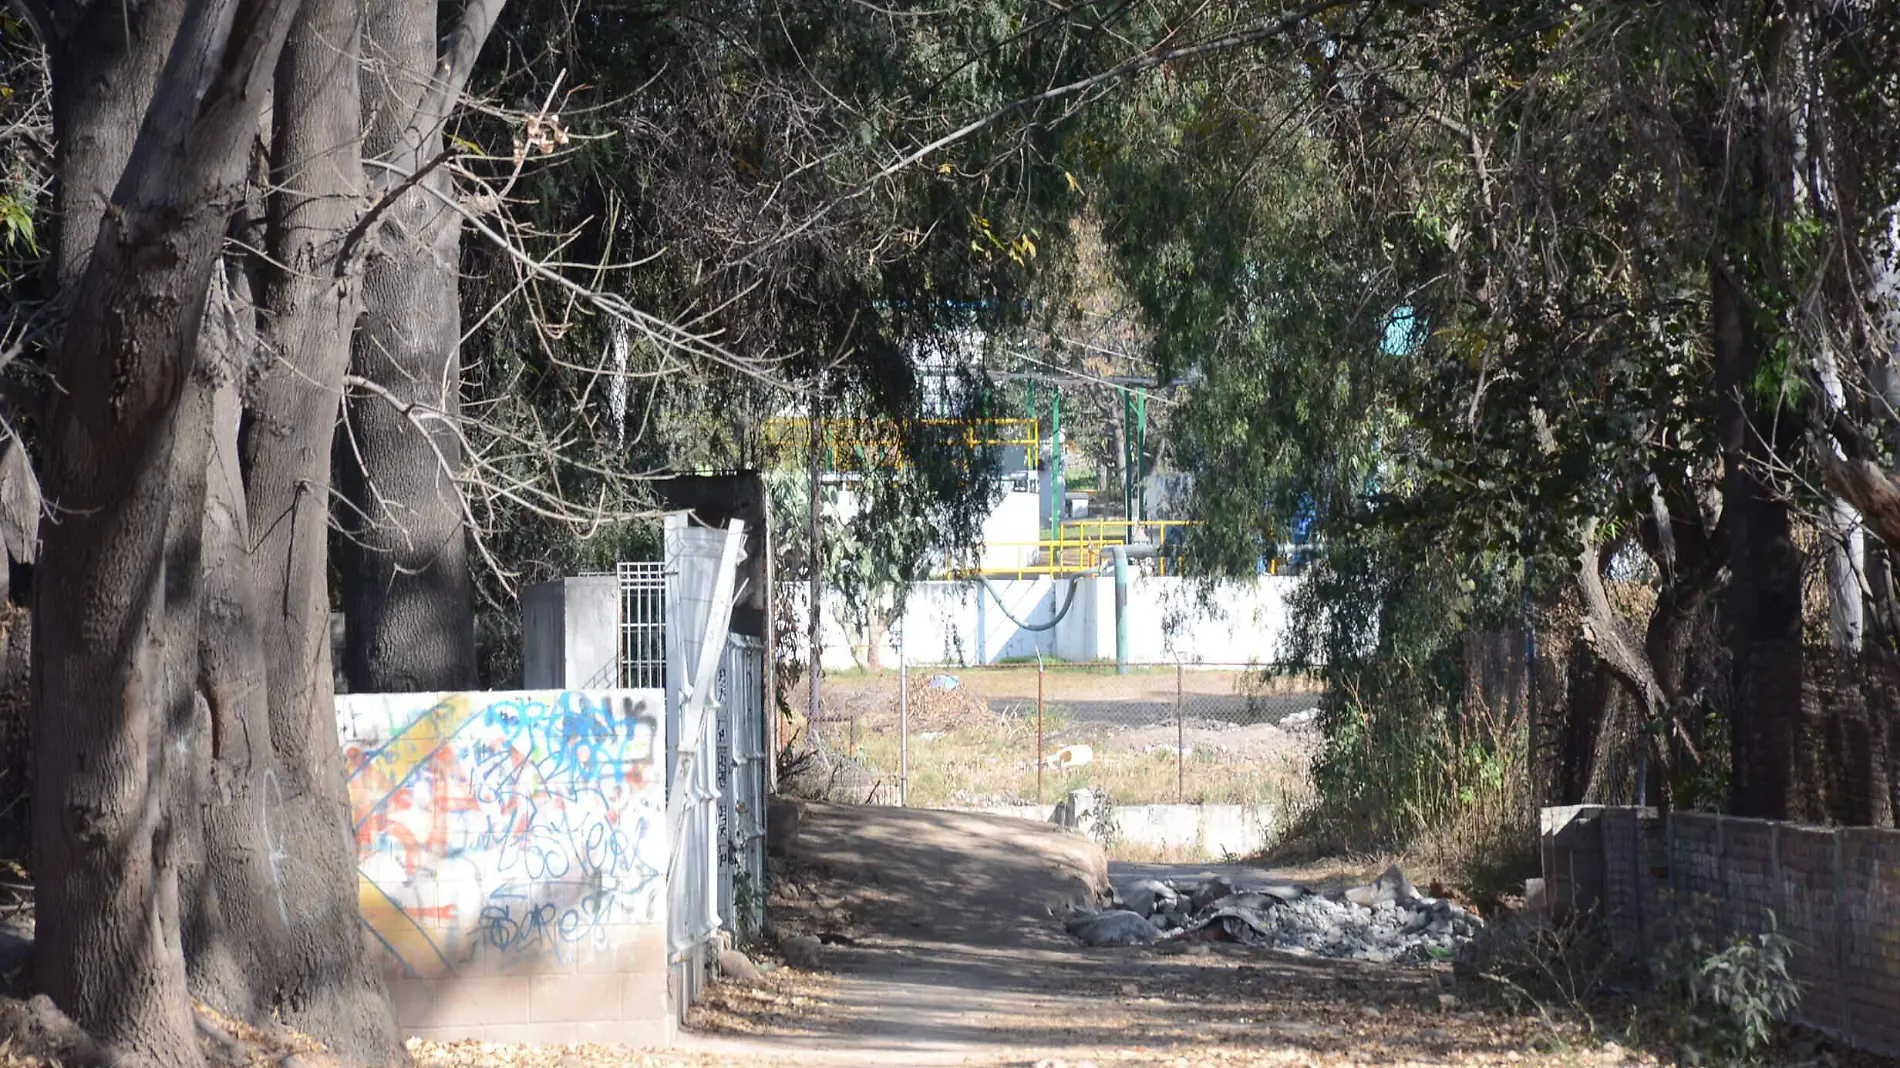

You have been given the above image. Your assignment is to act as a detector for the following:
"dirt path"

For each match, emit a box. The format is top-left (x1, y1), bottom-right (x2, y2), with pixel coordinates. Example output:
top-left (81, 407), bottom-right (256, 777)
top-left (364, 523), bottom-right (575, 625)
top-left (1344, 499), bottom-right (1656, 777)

top-left (662, 804), bottom-right (1647, 1068)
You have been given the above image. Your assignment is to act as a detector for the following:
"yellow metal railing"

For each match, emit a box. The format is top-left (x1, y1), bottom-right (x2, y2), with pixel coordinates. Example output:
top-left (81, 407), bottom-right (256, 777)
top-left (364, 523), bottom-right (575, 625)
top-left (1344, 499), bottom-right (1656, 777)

top-left (1053, 518), bottom-right (1198, 546)
top-left (761, 417), bottom-right (1040, 470)
top-left (939, 522), bottom-right (1200, 578)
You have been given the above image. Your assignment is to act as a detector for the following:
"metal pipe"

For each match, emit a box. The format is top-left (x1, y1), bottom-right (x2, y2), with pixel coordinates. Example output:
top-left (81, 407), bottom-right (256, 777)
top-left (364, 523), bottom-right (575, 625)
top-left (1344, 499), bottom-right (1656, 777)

top-left (1110, 545), bottom-right (1129, 675)
top-left (1036, 658), bottom-right (1045, 805)
top-left (899, 621), bottom-right (909, 807)
top-left (1049, 389), bottom-right (1063, 545)
top-left (1176, 662), bottom-right (1185, 802)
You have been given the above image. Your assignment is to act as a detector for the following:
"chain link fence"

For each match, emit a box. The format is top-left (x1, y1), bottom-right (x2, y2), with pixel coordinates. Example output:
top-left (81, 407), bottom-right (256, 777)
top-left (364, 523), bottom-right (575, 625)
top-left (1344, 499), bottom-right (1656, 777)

top-left (792, 663), bottom-right (1323, 809)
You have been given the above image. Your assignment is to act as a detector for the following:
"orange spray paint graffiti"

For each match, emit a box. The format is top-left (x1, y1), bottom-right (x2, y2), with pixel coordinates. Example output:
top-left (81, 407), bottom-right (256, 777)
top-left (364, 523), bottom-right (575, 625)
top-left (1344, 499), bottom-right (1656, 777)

top-left (340, 691), bottom-right (665, 977)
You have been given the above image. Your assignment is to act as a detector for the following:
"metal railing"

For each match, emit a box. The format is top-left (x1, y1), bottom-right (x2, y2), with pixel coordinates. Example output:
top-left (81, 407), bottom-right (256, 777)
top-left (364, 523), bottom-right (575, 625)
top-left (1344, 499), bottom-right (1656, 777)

top-left (618, 560), bottom-right (666, 689)
top-left (940, 520), bottom-right (1201, 578)
top-left (611, 554), bottom-right (766, 1011)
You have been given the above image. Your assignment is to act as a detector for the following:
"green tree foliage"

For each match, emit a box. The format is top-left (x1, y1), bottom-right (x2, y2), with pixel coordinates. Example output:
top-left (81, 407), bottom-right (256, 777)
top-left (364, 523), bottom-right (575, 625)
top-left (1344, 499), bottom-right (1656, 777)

top-left (455, 2), bottom-right (1205, 673)
top-left (1060, 1), bottom-right (1900, 834)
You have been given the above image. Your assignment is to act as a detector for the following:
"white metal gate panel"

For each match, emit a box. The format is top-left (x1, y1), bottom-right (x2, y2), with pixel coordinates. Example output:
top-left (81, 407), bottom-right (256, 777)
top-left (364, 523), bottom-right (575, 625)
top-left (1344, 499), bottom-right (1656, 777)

top-left (716, 635), bottom-right (767, 939)
top-left (661, 514), bottom-right (745, 1021)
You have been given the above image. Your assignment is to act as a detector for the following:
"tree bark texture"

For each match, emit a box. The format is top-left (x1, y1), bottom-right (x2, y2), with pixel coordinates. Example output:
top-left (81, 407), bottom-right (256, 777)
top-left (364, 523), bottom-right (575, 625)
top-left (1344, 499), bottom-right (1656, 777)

top-left (1712, 263), bottom-right (1806, 821)
top-left (334, 0), bottom-right (492, 695)
top-left (1574, 528), bottom-right (1666, 732)
top-left (238, 0), bottom-right (407, 1057)
top-left (161, 285), bottom-right (225, 1014)
top-left (180, 328), bottom-right (284, 1020)
top-left (32, 1), bottom-right (301, 1062)
top-left (43, 0), bottom-right (186, 287)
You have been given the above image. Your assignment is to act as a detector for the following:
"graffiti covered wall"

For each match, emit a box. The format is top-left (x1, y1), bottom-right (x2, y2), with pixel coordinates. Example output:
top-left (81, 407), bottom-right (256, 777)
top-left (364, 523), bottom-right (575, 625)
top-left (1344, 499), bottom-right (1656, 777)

top-left (338, 690), bottom-right (670, 1043)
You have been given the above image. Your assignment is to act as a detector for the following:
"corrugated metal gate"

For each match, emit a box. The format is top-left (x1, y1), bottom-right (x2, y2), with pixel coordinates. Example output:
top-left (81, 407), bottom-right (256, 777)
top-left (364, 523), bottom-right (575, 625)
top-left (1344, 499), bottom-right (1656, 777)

top-left (717, 636), bottom-right (768, 940)
top-left (629, 518), bottom-right (766, 1022)
top-left (667, 690), bottom-right (720, 1016)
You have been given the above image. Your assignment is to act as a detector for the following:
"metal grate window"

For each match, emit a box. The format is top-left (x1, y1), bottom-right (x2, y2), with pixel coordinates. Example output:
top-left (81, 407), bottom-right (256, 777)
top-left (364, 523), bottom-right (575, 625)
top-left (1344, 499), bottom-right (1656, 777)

top-left (618, 560), bottom-right (667, 689)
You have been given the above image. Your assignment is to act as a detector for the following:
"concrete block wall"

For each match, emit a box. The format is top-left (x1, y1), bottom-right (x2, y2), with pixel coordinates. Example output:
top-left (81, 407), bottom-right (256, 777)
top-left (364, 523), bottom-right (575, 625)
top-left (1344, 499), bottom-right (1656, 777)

top-left (1841, 830), bottom-right (1900, 1050)
top-left (1779, 825), bottom-right (1845, 1035)
top-left (521, 577), bottom-right (622, 688)
top-left (339, 690), bottom-right (672, 1045)
top-left (1546, 806), bottom-right (1900, 1056)
top-left (1538, 805), bottom-right (1607, 917)
top-left (1598, 807), bottom-right (1652, 958)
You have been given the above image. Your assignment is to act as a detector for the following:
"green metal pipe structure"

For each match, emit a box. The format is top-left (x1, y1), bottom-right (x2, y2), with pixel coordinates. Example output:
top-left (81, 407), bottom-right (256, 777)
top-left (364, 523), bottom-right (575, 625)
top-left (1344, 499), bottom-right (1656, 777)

top-left (1123, 388), bottom-right (1147, 525)
top-left (1048, 387), bottom-right (1063, 546)
top-left (1106, 544), bottom-right (1156, 674)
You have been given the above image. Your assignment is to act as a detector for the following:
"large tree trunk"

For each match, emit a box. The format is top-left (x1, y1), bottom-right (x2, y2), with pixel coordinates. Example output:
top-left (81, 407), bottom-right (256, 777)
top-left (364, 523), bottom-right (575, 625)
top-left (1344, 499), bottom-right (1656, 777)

top-left (179, 330), bottom-right (285, 1020)
top-left (237, 0), bottom-right (407, 1058)
top-left (334, 0), bottom-right (489, 694)
top-left (42, 0), bottom-right (187, 288)
top-left (336, 211), bottom-right (478, 692)
top-left (34, 334), bottom-right (202, 1068)
top-left (32, 1), bottom-right (300, 1062)
top-left (1712, 263), bottom-right (1806, 821)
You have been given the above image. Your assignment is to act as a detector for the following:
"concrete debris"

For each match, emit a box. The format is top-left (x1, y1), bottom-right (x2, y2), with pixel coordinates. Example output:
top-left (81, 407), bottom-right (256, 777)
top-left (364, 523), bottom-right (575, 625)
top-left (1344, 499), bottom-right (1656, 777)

top-left (1281, 708), bottom-right (1320, 728)
top-left (1121, 878), bottom-right (1178, 919)
top-left (1065, 908), bottom-right (1165, 946)
top-left (1188, 875), bottom-right (1240, 914)
top-left (1344, 863), bottom-right (1422, 908)
top-left (1043, 743), bottom-right (1094, 769)
top-left (1068, 867), bottom-right (1481, 965)
top-left (1052, 788), bottom-right (1102, 833)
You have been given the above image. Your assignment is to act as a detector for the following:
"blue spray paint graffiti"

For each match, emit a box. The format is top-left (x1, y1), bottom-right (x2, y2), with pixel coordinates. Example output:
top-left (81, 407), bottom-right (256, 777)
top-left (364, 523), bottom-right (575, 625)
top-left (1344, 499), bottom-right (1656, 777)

top-left (341, 690), bottom-right (667, 978)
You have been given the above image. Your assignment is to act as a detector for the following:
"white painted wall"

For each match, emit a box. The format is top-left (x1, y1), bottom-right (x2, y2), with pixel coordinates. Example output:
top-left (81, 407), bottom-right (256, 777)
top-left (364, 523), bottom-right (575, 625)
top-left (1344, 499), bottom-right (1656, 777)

top-left (817, 574), bottom-right (1301, 669)
top-left (978, 490), bottom-right (1043, 571)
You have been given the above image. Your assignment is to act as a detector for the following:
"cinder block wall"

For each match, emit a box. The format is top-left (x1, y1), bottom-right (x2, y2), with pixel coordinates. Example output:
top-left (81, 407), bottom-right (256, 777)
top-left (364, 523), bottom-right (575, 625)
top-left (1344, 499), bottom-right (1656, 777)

top-left (338, 690), bottom-right (672, 1045)
top-left (1544, 806), bottom-right (1900, 1055)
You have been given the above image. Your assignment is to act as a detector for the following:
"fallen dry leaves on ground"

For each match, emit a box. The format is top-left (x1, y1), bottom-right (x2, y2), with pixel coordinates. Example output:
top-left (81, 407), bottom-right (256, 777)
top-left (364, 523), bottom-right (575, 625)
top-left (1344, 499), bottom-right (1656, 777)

top-left (682, 965), bottom-right (833, 1036)
top-left (406, 967), bottom-right (836, 1068)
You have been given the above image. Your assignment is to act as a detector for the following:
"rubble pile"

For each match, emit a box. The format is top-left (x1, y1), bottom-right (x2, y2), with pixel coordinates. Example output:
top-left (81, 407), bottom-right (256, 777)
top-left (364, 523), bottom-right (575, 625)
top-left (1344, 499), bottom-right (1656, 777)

top-left (1064, 864), bottom-right (1481, 965)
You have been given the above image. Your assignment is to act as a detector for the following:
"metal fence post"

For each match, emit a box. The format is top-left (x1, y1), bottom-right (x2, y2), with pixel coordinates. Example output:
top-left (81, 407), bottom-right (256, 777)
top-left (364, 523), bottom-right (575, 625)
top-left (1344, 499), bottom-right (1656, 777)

top-left (1037, 657), bottom-right (1045, 806)
top-left (1176, 663), bottom-right (1185, 802)
top-left (899, 621), bottom-right (909, 807)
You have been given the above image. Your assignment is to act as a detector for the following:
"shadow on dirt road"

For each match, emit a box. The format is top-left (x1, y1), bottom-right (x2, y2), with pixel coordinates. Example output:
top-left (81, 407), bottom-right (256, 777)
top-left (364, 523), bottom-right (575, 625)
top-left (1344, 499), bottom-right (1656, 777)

top-left (675, 803), bottom-right (1623, 1068)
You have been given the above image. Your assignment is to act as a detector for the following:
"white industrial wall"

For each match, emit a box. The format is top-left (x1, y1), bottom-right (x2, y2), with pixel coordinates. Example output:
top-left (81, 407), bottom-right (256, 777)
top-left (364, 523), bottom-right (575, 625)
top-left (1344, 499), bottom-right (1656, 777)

top-left (815, 574), bottom-right (1299, 669)
top-left (978, 491), bottom-right (1043, 570)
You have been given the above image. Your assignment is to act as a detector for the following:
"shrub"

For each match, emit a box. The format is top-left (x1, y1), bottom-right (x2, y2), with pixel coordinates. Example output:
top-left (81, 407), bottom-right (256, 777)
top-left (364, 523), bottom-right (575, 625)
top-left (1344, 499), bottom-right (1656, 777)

top-left (1649, 915), bottom-right (1801, 1066)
